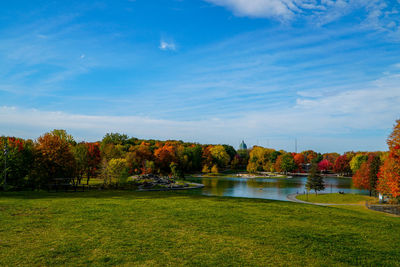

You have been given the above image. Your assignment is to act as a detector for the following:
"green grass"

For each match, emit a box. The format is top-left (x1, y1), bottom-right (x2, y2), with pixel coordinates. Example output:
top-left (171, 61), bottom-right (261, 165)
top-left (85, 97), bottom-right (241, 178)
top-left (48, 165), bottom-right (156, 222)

top-left (296, 193), bottom-right (377, 204)
top-left (0, 191), bottom-right (399, 266)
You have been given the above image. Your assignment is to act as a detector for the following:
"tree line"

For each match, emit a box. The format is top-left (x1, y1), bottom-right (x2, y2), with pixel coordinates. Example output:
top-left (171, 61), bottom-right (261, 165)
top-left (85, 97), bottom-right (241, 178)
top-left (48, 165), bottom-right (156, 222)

top-left (1, 120), bottom-right (400, 202)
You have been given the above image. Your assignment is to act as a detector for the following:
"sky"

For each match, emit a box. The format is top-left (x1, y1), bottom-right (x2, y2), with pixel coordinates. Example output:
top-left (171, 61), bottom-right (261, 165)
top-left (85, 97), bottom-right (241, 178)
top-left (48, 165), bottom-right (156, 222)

top-left (1, 0), bottom-right (400, 153)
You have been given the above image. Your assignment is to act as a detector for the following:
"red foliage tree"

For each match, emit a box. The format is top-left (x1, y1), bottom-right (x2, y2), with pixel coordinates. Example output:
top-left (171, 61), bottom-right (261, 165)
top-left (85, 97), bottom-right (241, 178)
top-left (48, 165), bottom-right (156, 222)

top-left (318, 159), bottom-right (332, 173)
top-left (85, 142), bottom-right (101, 185)
top-left (333, 155), bottom-right (351, 176)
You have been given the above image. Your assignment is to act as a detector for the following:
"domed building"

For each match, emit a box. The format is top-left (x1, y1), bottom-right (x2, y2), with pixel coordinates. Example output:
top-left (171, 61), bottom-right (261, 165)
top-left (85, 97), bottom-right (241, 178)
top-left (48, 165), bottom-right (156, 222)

top-left (238, 140), bottom-right (247, 150)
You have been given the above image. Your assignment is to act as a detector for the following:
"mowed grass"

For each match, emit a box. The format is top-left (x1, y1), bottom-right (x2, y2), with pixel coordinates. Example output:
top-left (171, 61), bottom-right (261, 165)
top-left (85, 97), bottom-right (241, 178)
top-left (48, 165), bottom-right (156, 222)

top-left (0, 191), bottom-right (399, 266)
top-left (297, 193), bottom-right (376, 204)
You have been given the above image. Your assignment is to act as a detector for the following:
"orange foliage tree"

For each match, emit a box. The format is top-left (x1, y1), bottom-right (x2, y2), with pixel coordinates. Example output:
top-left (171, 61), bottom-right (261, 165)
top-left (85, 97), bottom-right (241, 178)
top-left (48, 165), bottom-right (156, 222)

top-left (293, 153), bottom-right (305, 172)
top-left (377, 119), bottom-right (400, 199)
top-left (32, 133), bottom-right (76, 187)
top-left (154, 144), bottom-right (177, 175)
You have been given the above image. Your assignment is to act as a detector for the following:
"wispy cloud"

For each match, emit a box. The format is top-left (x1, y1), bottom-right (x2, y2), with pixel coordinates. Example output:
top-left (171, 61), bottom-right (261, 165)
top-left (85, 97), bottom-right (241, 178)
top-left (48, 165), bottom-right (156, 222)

top-left (204, 0), bottom-right (400, 29)
top-left (1, 72), bottom-right (399, 152)
top-left (159, 40), bottom-right (176, 51)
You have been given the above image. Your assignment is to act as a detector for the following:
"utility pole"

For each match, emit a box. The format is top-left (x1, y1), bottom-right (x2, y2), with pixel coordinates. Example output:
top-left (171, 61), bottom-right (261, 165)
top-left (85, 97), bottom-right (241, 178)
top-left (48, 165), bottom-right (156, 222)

top-left (295, 138), bottom-right (297, 153)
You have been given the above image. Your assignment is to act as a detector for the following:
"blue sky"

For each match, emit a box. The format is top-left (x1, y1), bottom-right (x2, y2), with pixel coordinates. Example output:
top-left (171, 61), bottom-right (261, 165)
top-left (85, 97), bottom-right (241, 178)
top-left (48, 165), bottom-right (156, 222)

top-left (1, 0), bottom-right (400, 153)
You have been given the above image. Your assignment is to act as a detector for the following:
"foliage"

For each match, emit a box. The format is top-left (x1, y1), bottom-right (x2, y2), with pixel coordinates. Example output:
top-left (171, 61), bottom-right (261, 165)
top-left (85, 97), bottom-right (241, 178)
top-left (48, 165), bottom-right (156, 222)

top-left (211, 164), bottom-right (219, 174)
top-left (210, 145), bottom-right (230, 169)
top-left (72, 142), bottom-right (88, 183)
top-left (31, 133), bottom-right (76, 188)
top-left (318, 159), bottom-right (332, 173)
top-left (349, 154), bottom-right (368, 174)
top-left (154, 144), bottom-right (177, 175)
top-left (107, 158), bottom-right (129, 185)
top-left (85, 142), bottom-right (101, 185)
top-left (333, 155), bottom-right (351, 176)
top-left (377, 156), bottom-right (400, 198)
top-left (102, 133), bottom-right (129, 145)
top-left (293, 153), bottom-right (305, 172)
top-left (387, 119), bottom-right (400, 151)
top-left (281, 153), bottom-right (296, 173)
top-left (51, 129), bottom-right (75, 144)
top-left (0, 137), bottom-right (34, 189)
top-left (306, 163), bottom-right (325, 194)
top-left (202, 164), bottom-right (211, 173)
top-left (170, 162), bottom-right (184, 179)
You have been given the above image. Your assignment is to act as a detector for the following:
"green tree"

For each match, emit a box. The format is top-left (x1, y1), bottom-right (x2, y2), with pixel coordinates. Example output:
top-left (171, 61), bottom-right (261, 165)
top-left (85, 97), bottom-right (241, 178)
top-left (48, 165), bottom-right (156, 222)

top-left (107, 158), bottom-right (129, 186)
top-left (280, 153), bottom-right (296, 174)
top-left (72, 142), bottom-right (88, 184)
top-left (222, 144), bottom-right (237, 162)
top-left (101, 133), bottom-right (129, 145)
top-left (368, 153), bottom-right (382, 196)
top-left (51, 129), bottom-right (75, 145)
top-left (306, 163), bottom-right (325, 195)
top-left (170, 162), bottom-right (184, 179)
top-left (0, 137), bottom-right (34, 189)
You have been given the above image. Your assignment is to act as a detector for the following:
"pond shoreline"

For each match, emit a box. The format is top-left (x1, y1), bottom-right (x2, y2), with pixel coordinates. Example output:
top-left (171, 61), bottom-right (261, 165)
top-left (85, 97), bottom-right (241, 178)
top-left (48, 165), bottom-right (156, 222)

top-left (137, 182), bottom-right (204, 192)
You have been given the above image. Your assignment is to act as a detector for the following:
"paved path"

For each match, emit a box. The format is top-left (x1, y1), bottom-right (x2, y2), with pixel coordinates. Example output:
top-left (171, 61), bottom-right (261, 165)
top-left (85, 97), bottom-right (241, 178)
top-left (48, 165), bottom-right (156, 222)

top-left (286, 194), bottom-right (363, 206)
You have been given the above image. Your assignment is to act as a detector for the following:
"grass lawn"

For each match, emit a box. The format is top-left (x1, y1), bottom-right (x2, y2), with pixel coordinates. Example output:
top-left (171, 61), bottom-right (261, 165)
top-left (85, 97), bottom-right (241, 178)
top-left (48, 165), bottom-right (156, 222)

top-left (296, 193), bottom-right (376, 204)
top-left (1, 191), bottom-right (399, 266)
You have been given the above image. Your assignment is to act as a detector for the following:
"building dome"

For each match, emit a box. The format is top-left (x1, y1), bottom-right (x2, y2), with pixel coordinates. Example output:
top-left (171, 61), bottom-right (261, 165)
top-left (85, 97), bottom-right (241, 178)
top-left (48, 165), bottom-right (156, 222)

top-left (239, 140), bottom-right (247, 150)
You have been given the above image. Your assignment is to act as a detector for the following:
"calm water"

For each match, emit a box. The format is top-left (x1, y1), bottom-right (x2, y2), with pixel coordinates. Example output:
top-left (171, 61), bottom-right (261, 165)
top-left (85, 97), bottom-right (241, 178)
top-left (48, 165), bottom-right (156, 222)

top-left (185, 176), bottom-right (368, 201)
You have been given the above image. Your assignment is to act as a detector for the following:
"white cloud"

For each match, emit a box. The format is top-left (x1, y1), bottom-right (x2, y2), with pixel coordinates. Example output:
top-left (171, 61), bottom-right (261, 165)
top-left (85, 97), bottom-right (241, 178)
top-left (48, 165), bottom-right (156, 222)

top-left (159, 40), bottom-right (176, 51)
top-left (1, 72), bottom-right (398, 153)
top-left (204, 0), bottom-right (300, 20)
top-left (204, 0), bottom-right (400, 28)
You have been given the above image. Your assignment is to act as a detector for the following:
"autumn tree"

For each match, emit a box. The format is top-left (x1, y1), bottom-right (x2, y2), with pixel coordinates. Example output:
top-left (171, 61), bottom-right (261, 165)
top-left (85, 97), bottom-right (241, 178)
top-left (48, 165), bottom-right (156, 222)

top-left (0, 137), bottom-right (34, 189)
top-left (301, 150), bottom-right (318, 164)
top-left (126, 142), bottom-right (153, 174)
top-left (387, 119), bottom-right (400, 151)
top-left (154, 144), bottom-right (177, 175)
top-left (350, 154), bottom-right (368, 174)
top-left (210, 145), bottom-right (230, 169)
top-left (318, 159), bottom-right (332, 173)
top-left (85, 142), bottom-right (101, 185)
top-left (211, 164), bottom-right (219, 174)
top-left (377, 119), bottom-right (400, 200)
top-left (377, 156), bottom-right (400, 199)
top-left (32, 132), bottom-right (76, 188)
top-left (353, 153), bottom-right (382, 196)
top-left (333, 155), bottom-right (351, 176)
top-left (293, 153), bottom-right (305, 172)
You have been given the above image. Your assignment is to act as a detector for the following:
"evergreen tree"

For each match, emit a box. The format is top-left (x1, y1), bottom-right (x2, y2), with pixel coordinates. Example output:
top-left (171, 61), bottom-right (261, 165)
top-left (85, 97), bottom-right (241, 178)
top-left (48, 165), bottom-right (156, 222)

top-left (306, 163), bottom-right (325, 195)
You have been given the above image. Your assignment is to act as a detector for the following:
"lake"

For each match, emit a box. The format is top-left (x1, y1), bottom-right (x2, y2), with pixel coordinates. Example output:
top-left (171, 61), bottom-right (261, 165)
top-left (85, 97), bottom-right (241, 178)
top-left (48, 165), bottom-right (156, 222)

top-left (185, 176), bottom-right (368, 201)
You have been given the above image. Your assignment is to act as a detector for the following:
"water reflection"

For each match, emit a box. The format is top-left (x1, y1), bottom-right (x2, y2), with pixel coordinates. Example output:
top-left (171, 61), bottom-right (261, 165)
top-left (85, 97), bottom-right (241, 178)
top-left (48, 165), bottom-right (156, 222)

top-left (186, 176), bottom-right (368, 201)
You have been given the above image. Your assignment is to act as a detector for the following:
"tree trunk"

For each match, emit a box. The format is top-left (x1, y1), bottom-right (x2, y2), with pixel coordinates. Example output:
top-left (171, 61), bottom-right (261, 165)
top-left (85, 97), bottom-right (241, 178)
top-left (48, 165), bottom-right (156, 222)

top-left (86, 172), bottom-right (90, 185)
